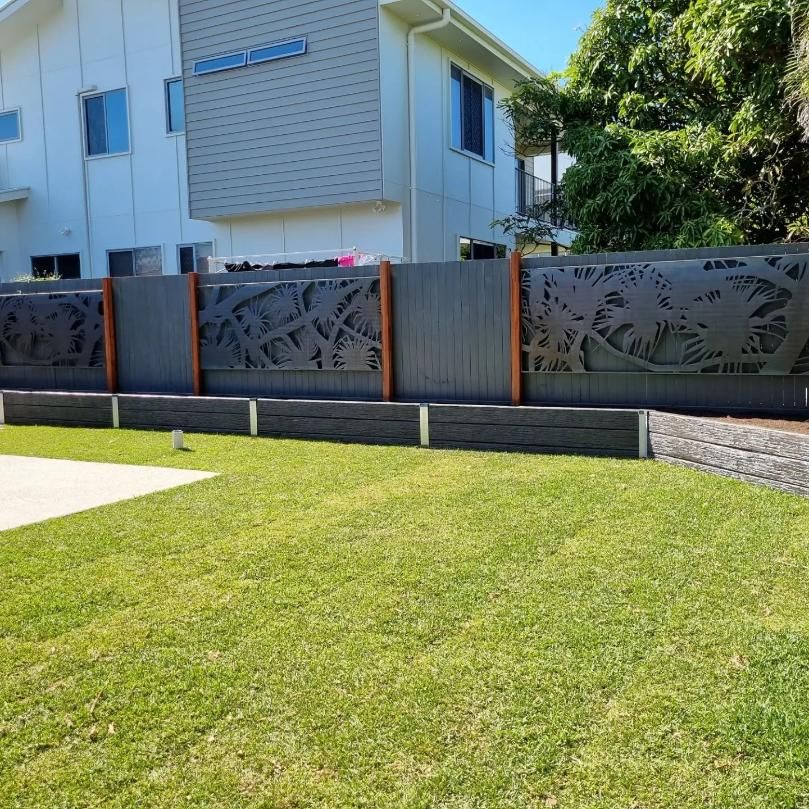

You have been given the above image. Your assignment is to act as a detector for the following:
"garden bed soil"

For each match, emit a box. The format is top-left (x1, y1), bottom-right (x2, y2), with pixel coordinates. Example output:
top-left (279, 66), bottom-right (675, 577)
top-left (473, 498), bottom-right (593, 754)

top-left (700, 415), bottom-right (809, 436)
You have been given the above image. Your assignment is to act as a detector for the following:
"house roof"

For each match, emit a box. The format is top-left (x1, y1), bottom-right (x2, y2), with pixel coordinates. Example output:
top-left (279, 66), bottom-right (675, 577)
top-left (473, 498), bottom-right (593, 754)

top-left (0, 0), bottom-right (61, 48)
top-left (380, 0), bottom-right (542, 85)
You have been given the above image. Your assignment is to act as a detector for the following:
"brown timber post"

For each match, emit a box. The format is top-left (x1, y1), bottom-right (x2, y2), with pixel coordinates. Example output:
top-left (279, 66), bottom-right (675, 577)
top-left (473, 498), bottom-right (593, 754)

top-left (379, 259), bottom-right (394, 402)
top-left (187, 271), bottom-right (202, 397)
top-left (102, 276), bottom-right (118, 394)
top-left (510, 250), bottom-right (523, 406)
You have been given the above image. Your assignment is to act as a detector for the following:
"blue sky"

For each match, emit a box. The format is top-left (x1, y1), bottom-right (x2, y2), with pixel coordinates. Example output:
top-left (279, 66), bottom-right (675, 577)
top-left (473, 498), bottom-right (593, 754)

top-left (454, 0), bottom-right (603, 73)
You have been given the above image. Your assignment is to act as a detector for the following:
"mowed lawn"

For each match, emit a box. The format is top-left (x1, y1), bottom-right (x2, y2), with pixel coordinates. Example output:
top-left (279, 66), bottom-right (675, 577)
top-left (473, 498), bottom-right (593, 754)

top-left (1, 427), bottom-right (809, 808)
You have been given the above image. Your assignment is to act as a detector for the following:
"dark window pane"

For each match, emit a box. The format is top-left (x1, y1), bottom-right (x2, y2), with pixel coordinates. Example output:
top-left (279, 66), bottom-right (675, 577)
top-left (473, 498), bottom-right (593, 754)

top-left (484, 86), bottom-right (495, 162)
top-left (194, 52), bottom-right (247, 75)
top-left (105, 89), bottom-right (129, 153)
top-left (56, 254), bottom-right (81, 279)
top-left (249, 38), bottom-right (306, 64)
top-left (459, 238), bottom-right (472, 261)
top-left (451, 66), bottom-right (462, 150)
top-left (167, 79), bottom-right (185, 133)
top-left (0, 110), bottom-right (20, 143)
top-left (179, 246), bottom-right (195, 275)
top-left (462, 75), bottom-right (484, 157)
top-left (85, 95), bottom-right (108, 156)
top-left (108, 250), bottom-right (134, 278)
top-left (471, 241), bottom-right (495, 260)
top-left (31, 256), bottom-right (56, 278)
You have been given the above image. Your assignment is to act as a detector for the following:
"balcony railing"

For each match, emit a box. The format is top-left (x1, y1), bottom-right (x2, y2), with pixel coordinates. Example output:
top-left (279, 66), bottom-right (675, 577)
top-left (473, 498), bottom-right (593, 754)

top-left (516, 169), bottom-right (573, 230)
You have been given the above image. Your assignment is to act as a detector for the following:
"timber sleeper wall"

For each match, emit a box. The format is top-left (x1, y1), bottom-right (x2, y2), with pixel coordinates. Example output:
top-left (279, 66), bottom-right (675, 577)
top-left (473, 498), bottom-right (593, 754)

top-left (0, 391), bottom-right (643, 458)
top-left (426, 405), bottom-right (640, 458)
top-left (4, 391), bottom-right (809, 496)
top-left (0, 392), bottom-right (112, 428)
top-left (648, 411), bottom-right (809, 497)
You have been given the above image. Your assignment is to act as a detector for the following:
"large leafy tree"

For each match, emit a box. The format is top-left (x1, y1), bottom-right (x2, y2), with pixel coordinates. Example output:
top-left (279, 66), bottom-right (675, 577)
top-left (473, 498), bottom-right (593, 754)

top-left (502, 0), bottom-right (809, 252)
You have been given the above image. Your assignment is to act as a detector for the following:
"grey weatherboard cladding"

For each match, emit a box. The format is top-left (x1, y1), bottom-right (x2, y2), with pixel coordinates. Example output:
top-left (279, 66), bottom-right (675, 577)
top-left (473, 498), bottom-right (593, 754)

top-left (178, 0), bottom-right (383, 219)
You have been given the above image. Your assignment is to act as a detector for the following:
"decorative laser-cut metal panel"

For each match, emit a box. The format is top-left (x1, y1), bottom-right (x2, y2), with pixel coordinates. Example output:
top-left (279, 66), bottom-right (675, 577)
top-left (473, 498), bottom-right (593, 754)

top-left (522, 255), bottom-right (809, 374)
top-left (198, 278), bottom-right (382, 371)
top-left (0, 292), bottom-right (105, 368)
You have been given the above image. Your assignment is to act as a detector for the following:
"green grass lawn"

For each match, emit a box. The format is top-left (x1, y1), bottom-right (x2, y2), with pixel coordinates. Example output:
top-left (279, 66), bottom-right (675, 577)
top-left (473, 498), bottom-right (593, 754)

top-left (1, 426), bottom-right (808, 808)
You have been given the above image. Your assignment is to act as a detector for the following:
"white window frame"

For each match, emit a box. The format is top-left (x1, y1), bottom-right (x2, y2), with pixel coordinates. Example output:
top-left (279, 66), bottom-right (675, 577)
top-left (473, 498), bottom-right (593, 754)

top-left (459, 237), bottom-right (507, 261)
top-left (177, 241), bottom-right (215, 275)
top-left (247, 37), bottom-right (307, 65)
top-left (106, 245), bottom-right (165, 278)
top-left (0, 107), bottom-right (22, 144)
top-left (81, 88), bottom-right (132, 160)
top-left (193, 36), bottom-right (307, 76)
top-left (30, 253), bottom-right (82, 279)
top-left (164, 77), bottom-right (185, 136)
top-left (449, 62), bottom-right (496, 166)
top-left (193, 49), bottom-right (248, 76)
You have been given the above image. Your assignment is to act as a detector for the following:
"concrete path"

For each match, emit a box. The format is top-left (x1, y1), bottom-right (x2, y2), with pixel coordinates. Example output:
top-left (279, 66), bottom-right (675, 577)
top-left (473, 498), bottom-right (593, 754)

top-left (0, 455), bottom-right (216, 531)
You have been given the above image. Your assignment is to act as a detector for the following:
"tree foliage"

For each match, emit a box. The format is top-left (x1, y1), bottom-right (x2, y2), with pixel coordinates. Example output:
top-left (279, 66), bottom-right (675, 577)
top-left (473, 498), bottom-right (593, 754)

top-left (501, 0), bottom-right (809, 252)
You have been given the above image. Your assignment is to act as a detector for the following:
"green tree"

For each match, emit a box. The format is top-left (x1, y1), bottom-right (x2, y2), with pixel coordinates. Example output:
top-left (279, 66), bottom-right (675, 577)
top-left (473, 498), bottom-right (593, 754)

top-left (502, 0), bottom-right (809, 252)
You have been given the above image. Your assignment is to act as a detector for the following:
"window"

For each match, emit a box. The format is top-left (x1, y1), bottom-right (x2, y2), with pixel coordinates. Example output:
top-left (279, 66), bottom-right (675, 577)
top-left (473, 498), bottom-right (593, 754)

top-left (0, 109), bottom-right (21, 143)
top-left (459, 238), bottom-right (506, 261)
top-left (450, 65), bottom-right (495, 162)
top-left (107, 247), bottom-right (163, 278)
top-left (165, 78), bottom-right (185, 134)
top-left (193, 37), bottom-right (307, 76)
top-left (83, 89), bottom-right (129, 157)
top-left (193, 51), bottom-right (247, 76)
top-left (178, 242), bottom-right (214, 274)
top-left (31, 254), bottom-right (81, 280)
top-left (248, 38), bottom-right (307, 65)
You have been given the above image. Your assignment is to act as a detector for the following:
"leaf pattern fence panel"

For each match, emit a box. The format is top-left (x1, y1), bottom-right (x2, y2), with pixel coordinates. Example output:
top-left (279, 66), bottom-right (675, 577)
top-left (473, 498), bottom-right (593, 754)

top-left (198, 278), bottom-right (382, 372)
top-left (0, 291), bottom-right (105, 368)
top-left (521, 255), bottom-right (809, 375)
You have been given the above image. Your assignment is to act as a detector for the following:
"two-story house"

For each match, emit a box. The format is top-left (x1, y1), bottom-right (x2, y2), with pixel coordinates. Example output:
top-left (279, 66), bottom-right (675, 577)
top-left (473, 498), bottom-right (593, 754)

top-left (0, 0), bottom-right (563, 281)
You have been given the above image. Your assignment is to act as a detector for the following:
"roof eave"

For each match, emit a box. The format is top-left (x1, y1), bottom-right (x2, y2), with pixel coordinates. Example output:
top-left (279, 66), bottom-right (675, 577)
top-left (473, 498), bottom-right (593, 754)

top-left (380, 0), bottom-right (541, 85)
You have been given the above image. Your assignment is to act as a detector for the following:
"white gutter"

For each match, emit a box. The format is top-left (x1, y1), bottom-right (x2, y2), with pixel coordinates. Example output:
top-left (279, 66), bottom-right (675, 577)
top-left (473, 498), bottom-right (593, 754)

top-left (407, 7), bottom-right (451, 263)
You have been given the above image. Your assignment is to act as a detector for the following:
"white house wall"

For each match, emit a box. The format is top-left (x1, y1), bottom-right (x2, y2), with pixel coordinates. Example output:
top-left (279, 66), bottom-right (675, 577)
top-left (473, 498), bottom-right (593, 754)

top-left (0, 0), bottom-right (527, 280)
top-left (208, 203), bottom-right (404, 261)
top-left (379, 8), bottom-right (517, 262)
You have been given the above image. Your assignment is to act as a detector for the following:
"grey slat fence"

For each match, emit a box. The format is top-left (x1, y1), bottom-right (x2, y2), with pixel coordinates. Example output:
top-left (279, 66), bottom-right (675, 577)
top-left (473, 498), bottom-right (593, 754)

top-left (2, 244), bottom-right (809, 414)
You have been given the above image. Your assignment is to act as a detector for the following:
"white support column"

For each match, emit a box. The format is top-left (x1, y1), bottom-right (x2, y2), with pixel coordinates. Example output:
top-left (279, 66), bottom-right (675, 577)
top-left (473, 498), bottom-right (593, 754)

top-left (0, 392), bottom-right (5, 426)
top-left (111, 396), bottom-right (120, 429)
top-left (639, 410), bottom-right (649, 459)
top-left (419, 403), bottom-right (430, 448)
top-left (249, 399), bottom-right (258, 437)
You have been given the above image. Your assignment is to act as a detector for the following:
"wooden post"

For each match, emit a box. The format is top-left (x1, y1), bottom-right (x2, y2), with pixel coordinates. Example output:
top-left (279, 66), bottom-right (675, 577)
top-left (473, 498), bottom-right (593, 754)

top-left (187, 271), bottom-right (202, 397)
top-left (102, 276), bottom-right (118, 394)
top-left (379, 259), bottom-right (394, 402)
top-left (510, 251), bottom-right (523, 407)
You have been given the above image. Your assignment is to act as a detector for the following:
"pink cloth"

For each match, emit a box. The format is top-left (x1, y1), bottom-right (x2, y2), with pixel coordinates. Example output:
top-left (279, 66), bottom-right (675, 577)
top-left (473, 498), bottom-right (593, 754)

top-left (338, 255), bottom-right (356, 268)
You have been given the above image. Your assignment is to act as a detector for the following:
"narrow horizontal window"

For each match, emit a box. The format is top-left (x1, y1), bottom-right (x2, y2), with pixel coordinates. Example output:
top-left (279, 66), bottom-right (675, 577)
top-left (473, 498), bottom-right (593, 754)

top-left (31, 254), bottom-right (81, 280)
top-left (0, 109), bottom-right (20, 143)
top-left (193, 51), bottom-right (247, 76)
top-left (459, 238), bottom-right (506, 261)
top-left (248, 37), bottom-right (307, 65)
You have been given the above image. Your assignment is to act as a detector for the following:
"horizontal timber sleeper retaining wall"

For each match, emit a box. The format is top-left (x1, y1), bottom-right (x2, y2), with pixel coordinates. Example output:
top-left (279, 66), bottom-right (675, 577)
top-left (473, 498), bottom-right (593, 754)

top-left (648, 411), bottom-right (809, 497)
top-left (2, 391), bottom-right (807, 497)
top-left (0, 390), bottom-right (644, 458)
top-left (0, 391), bottom-right (112, 428)
top-left (427, 405), bottom-right (640, 457)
